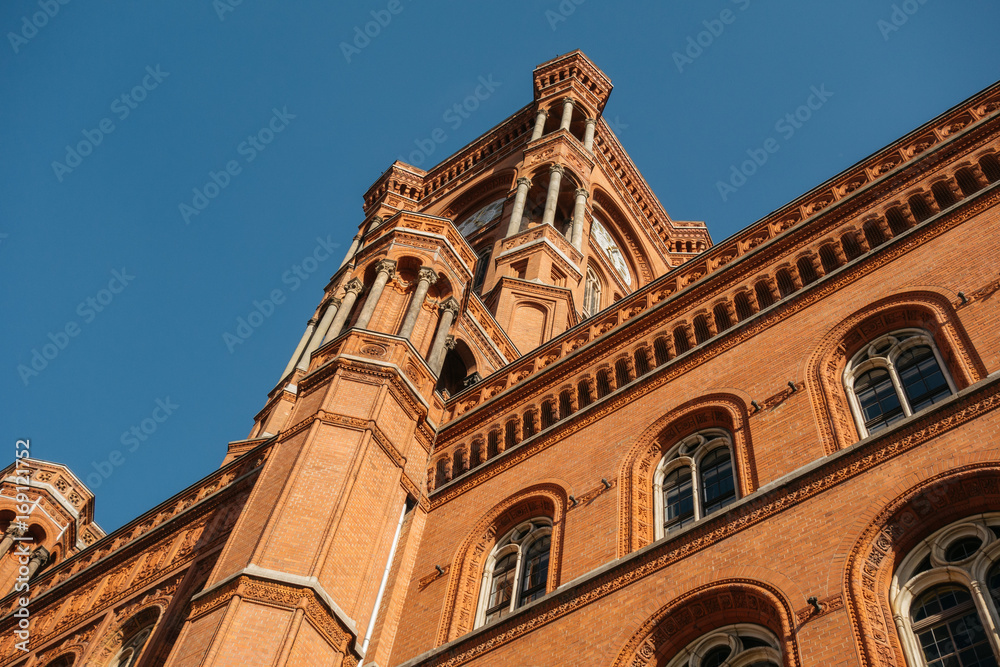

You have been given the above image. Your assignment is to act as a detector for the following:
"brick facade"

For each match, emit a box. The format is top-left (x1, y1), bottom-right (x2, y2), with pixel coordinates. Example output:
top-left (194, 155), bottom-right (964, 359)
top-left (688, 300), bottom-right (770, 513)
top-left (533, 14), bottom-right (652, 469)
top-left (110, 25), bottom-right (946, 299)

top-left (1, 50), bottom-right (999, 666)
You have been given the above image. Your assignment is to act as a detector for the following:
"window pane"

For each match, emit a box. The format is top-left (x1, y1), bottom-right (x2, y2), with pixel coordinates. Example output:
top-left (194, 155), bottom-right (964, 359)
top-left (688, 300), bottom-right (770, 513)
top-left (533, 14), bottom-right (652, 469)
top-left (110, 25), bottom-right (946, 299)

top-left (912, 586), bottom-right (995, 667)
top-left (663, 468), bottom-right (695, 532)
top-left (855, 367), bottom-right (904, 433)
top-left (518, 535), bottom-right (551, 607)
top-left (701, 448), bottom-right (736, 515)
top-left (485, 552), bottom-right (518, 622)
top-left (897, 346), bottom-right (952, 413)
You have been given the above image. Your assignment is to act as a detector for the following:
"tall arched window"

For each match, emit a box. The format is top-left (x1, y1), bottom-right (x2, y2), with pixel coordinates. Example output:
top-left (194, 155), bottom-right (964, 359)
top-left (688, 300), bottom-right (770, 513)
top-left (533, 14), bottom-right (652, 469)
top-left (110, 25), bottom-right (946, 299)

top-left (891, 514), bottom-right (1000, 666)
top-left (654, 429), bottom-right (738, 538)
top-left (664, 624), bottom-right (781, 667)
top-left (844, 328), bottom-right (955, 438)
top-left (476, 519), bottom-right (552, 626)
top-left (583, 267), bottom-right (602, 319)
top-left (472, 248), bottom-right (491, 292)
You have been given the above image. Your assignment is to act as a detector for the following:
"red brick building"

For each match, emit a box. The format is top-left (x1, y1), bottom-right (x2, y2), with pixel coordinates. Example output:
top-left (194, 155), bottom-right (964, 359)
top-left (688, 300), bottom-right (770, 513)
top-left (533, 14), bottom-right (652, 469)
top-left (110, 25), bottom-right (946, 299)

top-left (2, 50), bottom-right (1000, 667)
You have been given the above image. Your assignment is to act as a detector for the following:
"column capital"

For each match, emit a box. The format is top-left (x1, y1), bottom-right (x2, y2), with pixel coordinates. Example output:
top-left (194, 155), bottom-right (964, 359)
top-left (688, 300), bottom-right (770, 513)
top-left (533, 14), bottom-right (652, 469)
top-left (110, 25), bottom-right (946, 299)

top-left (307, 317), bottom-right (319, 326)
top-left (575, 188), bottom-right (589, 199)
top-left (371, 215), bottom-right (384, 226)
top-left (444, 335), bottom-right (458, 351)
top-left (440, 297), bottom-right (461, 316)
top-left (549, 164), bottom-right (565, 175)
top-left (4, 524), bottom-right (26, 538)
top-left (374, 258), bottom-right (397, 278)
top-left (516, 176), bottom-right (531, 188)
top-left (535, 108), bottom-right (549, 118)
top-left (30, 546), bottom-right (49, 565)
top-left (417, 266), bottom-right (438, 285)
top-left (344, 277), bottom-right (364, 295)
top-left (328, 297), bottom-right (342, 309)
top-left (561, 97), bottom-right (576, 107)
top-left (584, 118), bottom-right (597, 126)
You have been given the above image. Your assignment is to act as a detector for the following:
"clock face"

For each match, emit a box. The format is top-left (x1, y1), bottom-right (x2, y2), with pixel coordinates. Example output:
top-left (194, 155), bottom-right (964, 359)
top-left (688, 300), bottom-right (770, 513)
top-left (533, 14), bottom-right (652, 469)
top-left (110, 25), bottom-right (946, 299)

top-left (591, 217), bottom-right (631, 286)
top-left (457, 198), bottom-right (505, 237)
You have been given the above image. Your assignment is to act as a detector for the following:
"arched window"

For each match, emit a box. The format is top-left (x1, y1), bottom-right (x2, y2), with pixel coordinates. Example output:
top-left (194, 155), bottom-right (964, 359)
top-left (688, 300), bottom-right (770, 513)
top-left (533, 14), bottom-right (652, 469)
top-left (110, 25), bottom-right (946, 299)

top-left (733, 292), bottom-right (754, 321)
top-left (654, 429), bottom-right (738, 538)
top-left (596, 368), bottom-right (613, 397)
top-left (754, 280), bottom-right (774, 310)
top-left (891, 514), bottom-right (1000, 667)
top-left (583, 267), bottom-right (602, 319)
top-left (106, 614), bottom-right (158, 667)
top-left (477, 519), bottom-right (552, 626)
top-left (844, 329), bottom-right (955, 438)
top-left (863, 218), bottom-right (889, 247)
top-left (664, 624), bottom-right (781, 667)
top-left (693, 315), bottom-right (712, 344)
top-left (776, 268), bottom-right (796, 298)
top-left (713, 303), bottom-right (732, 333)
top-left (472, 247), bottom-right (491, 292)
top-left (634, 348), bottom-right (651, 377)
top-left (978, 154), bottom-right (1000, 183)
top-left (955, 167), bottom-right (983, 197)
top-left (522, 411), bottom-right (536, 439)
top-left (654, 337), bottom-right (671, 365)
top-left (887, 207), bottom-right (911, 236)
top-left (841, 231), bottom-right (863, 261)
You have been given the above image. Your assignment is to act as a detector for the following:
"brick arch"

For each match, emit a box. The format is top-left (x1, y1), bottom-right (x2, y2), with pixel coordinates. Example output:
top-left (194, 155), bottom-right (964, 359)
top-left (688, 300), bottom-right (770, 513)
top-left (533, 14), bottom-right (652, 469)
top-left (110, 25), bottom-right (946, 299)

top-left (87, 604), bottom-right (163, 666)
top-left (805, 290), bottom-right (986, 454)
top-left (442, 171), bottom-right (516, 221)
top-left (435, 483), bottom-right (568, 645)
top-left (591, 188), bottom-right (649, 286)
top-left (616, 394), bottom-right (754, 557)
top-left (842, 463), bottom-right (1000, 667)
top-left (610, 579), bottom-right (801, 667)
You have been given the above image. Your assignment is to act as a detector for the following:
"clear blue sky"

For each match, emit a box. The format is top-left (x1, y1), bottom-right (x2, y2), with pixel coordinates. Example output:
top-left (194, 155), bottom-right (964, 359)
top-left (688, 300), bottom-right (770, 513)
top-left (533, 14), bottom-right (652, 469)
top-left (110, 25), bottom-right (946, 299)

top-left (4, 1), bottom-right (999, 533)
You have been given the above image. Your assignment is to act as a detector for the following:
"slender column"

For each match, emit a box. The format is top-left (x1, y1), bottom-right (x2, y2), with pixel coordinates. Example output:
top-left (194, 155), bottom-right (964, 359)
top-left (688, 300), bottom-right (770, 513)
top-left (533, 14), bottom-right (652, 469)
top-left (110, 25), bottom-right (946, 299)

top-left (354, 260), bottom-right (396, 331)
top-left (295, 299), bottom-right (341, 372)
top-left (969, 163), bottom-right (991, 188)
top-left (428, 299), bottom-right (460, 373)
top-left (853, 228), bottom-right (871, 253)
top-left (570, 188), bottom-right (589, 249)
top-left (530, 109), bottom-right (548, 141)
top-left (541, 165), bottom-right (564, 228)
top-left (26, 547), bottom-right (49, 579)
top-left (339, 233), bottom-right (363, 269)
top-left (505, 177), bottom-right (531, 238)
top-left (583, 118), bottom-right (597, 151)
top-left (786, 264), bottom-right (804, 289)
top-left (559, 98), bottom-right (574, 131)
top-left (0, 525), bottom-right (25, 558)
top-left (326, 278), bottom-right (364, 340)
top-left (281, 319), bottom-right (317, 379)
top-left (809, 254), bottom-right (826, 279)
top-left (398, 267), bottom-right (438, 340)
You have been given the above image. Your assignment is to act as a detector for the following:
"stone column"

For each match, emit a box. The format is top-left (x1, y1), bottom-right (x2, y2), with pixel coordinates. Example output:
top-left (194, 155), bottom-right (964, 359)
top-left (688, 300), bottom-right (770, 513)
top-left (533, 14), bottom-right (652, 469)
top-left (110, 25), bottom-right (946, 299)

top-left (541, 165), bottom-right (564, 228)
top-left (505, 177), bottom-right (531, 238)
top-left (398, 267), bottom-right (438, 340)
top-left (0, 525), bottom-right (25, 558)
top-left (295, 300), bottom-right (342, 372)
top-left (339, 233), bottom-right (363, 269)
top-left (326, 278), bottom-right (364, 340)
top-left (280, 319), bottom-right (315, 380)
top-left (354, 259), bottom-right (396, 331)
top-left (530, 109), bottom-right (548, 141)
top-left (583, 118), bottom-right (597, 151)
top-left (428, 299), bottom-right (461, 373)
top-left (570, 188), bottom-right (589, 249)
top-left (559, 98), bottom-right (574, 131)
top-left (26, 547), bottom-right (49, 579)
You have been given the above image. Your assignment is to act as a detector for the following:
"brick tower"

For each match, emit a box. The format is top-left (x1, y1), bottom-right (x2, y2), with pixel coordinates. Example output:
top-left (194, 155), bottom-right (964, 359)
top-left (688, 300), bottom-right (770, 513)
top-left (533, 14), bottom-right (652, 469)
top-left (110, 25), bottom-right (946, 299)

top-left (2, 50), bottom-right (1000, 667)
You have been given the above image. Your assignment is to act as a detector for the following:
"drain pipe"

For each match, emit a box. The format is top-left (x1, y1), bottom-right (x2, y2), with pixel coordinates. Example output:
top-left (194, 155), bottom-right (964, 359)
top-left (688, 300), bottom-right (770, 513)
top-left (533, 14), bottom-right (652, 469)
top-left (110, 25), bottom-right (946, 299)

top-left (359, 501), bottom-right (407, 666)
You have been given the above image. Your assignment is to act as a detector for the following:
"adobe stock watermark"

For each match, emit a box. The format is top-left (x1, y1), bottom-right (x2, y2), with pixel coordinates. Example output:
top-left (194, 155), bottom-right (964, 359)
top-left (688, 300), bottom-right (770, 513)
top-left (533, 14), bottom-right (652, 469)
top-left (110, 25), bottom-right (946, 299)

top-left (672, 0), bottom-right (752, 73)
top-left (213, 0), bottom-right (244, 21)
top-left (7, 0), bottom-right (71, 54)
top-left (86, 397), bottom-right (179, 489)
top-left (716, 84), bottom-right (834, 202)
top-left (10, 439), bottom-right (36, 653)
top-left (545, 0), bottom-right (586, 31)
top-left (340, 0), bottom-right (408, 64)
top-left (17, 268), bottom-right (135, 386)
top-left (223, 235), bottom-right (340, 352)
top-left (397, 75), bottom-right (502, 167)
top-left (51, 65), bottom-right (170, 182)
top-left (178, 106), bottom-right (296, 224)
top-left (877, 0), bottom-right (930, 41)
